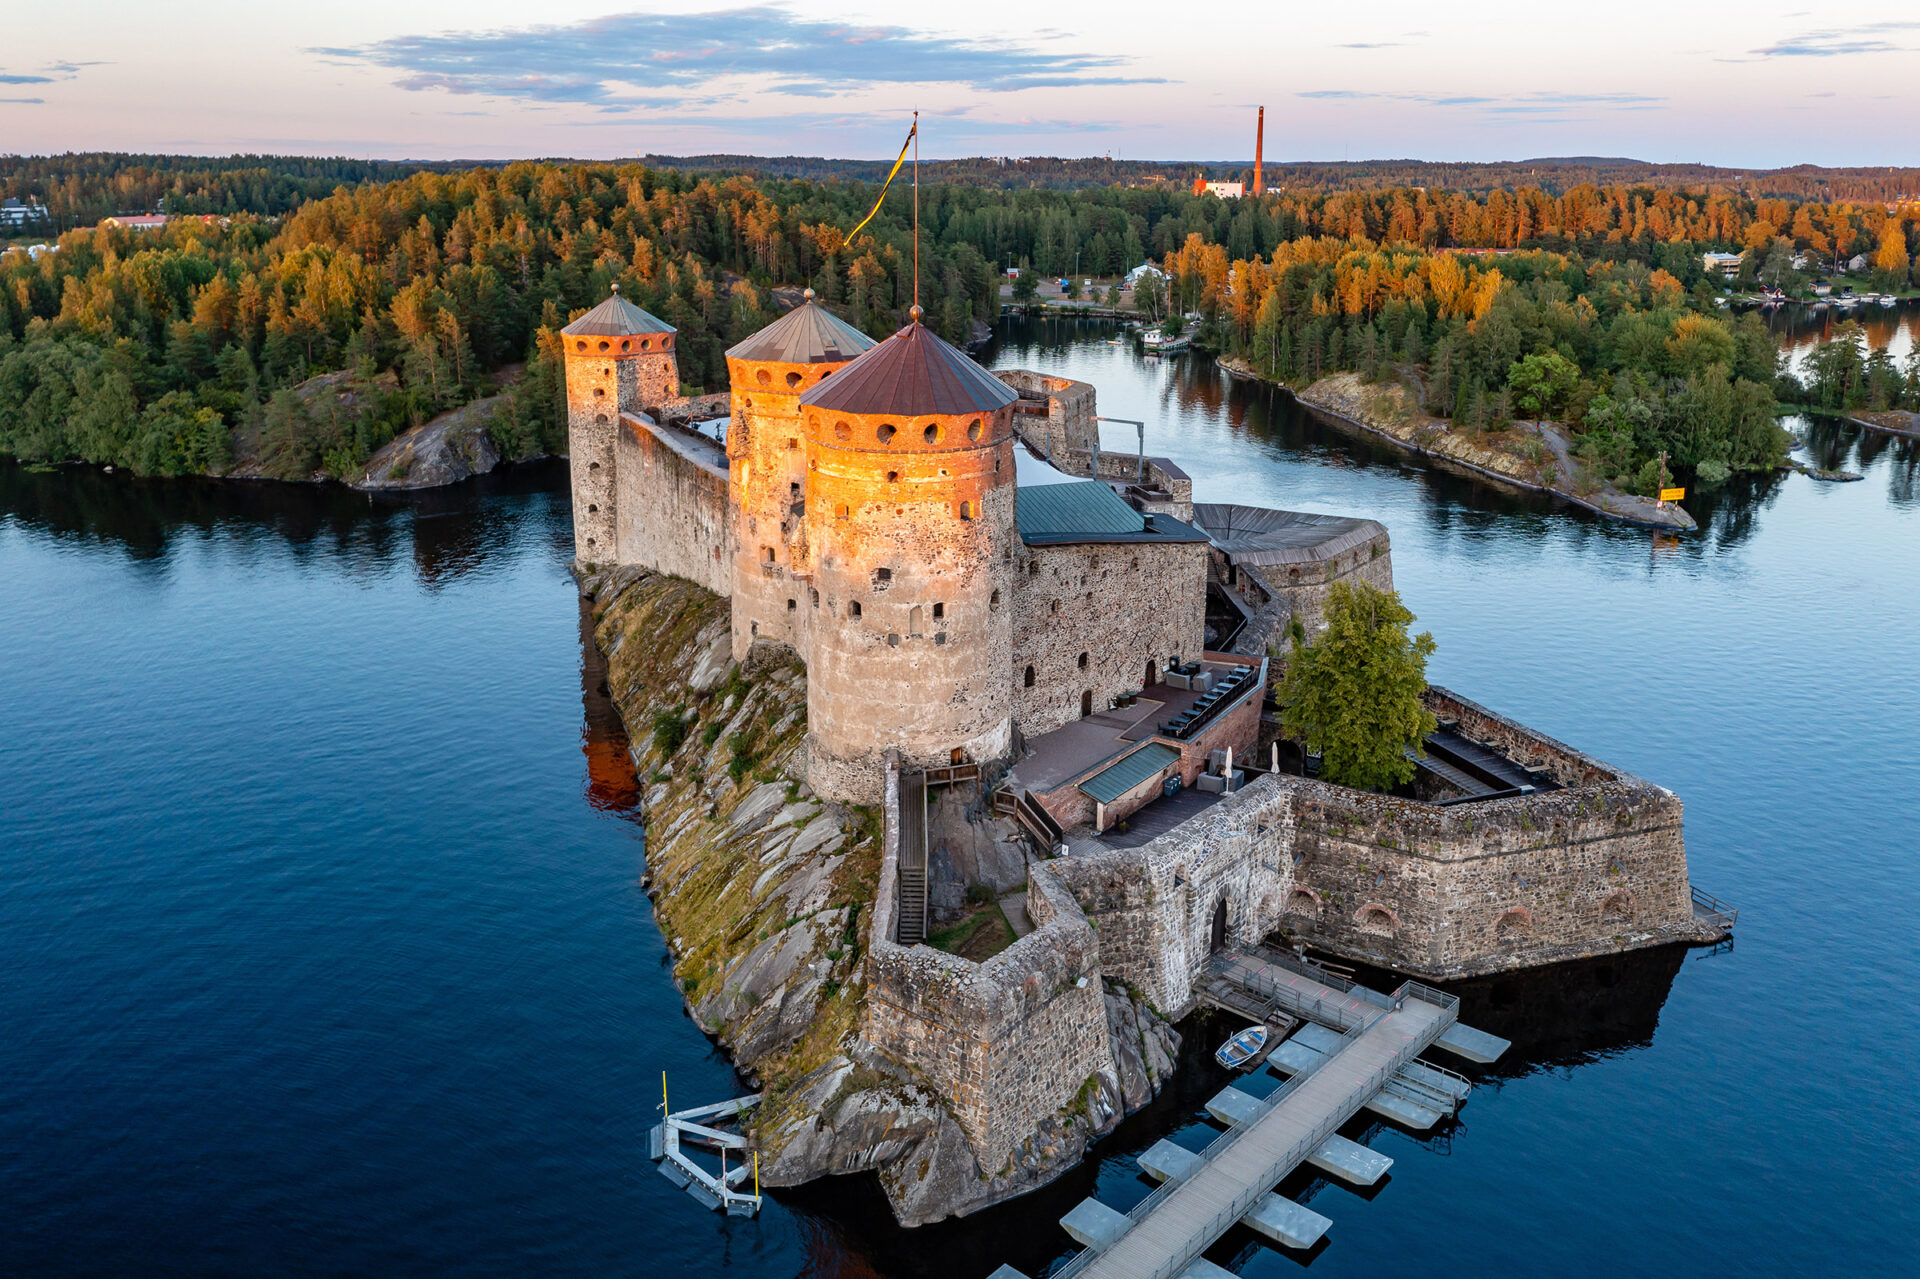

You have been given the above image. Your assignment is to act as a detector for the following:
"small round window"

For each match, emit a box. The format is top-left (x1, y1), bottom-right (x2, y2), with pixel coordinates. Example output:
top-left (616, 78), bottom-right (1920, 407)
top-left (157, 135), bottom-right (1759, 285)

top-left (597, 340), bottom-right (609, 352)
top-left (834, 422), bottom-right (851, 442)
top-left (878, 424), bottom-right (897, 444)
top-left (923, 423), bottom-right (940, 445)
top-left (756, 369), bottom-right (771, 385)
top-left (967, 418), bottom-right (981, 442)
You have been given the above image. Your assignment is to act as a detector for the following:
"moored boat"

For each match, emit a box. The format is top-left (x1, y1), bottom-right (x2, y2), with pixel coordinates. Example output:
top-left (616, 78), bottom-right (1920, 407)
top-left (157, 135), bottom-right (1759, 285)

top-left (1215, 1024), bottom-right (1268, 1070)
top-left (1143, 329), bottom-right (1191, 354)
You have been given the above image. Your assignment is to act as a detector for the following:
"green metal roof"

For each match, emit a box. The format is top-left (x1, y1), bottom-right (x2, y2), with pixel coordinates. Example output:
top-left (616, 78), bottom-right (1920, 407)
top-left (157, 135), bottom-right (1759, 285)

top-left (1079, 743), bottom-right (1180, 805)
top-left (1016, 480), bottom-right (1211, 546)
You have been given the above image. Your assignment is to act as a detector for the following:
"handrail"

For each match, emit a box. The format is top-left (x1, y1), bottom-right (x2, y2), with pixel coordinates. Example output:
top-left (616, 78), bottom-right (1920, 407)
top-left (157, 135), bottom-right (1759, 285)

top-left (1052, 983), bottom-right (1451, 1279)
top-left (1164, 664), bottom-right (1262, 742)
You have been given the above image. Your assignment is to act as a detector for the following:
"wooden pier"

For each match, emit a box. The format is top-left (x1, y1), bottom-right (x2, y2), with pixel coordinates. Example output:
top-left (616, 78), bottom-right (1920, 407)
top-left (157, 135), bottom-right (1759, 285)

top-left (992, 952), bottom-right (1510, 1279)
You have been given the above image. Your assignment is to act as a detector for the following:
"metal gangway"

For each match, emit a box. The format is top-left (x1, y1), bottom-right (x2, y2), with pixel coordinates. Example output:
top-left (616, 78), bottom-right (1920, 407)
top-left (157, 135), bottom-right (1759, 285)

top-left (991, 954), bottom-right (1512, 1279)
top-left (1201, 945), bottom-right (1511, 1064)
top-left (998, 983), bottom-right (1457, 1279)
top-left (647, 1076), bottom-right (763, 1217)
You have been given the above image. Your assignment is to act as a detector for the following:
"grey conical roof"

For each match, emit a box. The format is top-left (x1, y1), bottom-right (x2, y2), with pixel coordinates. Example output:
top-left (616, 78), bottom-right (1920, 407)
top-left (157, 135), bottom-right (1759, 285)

top-left (726, 295), bottom-right (876, 365)
top-left (797, 320), bottom-right (1017, 417)
top-left (560, 289), bottom-right (675, 337)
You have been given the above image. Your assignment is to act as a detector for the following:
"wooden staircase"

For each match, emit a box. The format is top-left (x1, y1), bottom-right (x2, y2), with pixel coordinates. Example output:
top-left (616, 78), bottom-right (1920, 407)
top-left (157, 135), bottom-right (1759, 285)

top-left (994, 786), bottom-right (1064, 857)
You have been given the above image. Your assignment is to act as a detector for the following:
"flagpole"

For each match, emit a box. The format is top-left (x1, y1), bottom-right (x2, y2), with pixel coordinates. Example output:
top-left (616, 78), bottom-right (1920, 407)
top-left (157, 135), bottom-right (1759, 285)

top-left (912, 109), bottom-right (920, 317)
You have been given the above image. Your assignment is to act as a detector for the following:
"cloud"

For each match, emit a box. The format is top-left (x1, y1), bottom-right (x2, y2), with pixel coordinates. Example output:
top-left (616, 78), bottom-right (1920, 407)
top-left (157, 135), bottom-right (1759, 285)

top-left (1752, 21), bottom-right (1920, 57)
top-left (1296, 88), bottom-right (1660, 112)
top-left (0, 97), bottom-right (45, 104)
top-left (317, 7), bottom-right (1165, 106)
top-left (0, 74), bottom-right (54, 84)
top-left (1337, 43), bottom-right (1400, 49)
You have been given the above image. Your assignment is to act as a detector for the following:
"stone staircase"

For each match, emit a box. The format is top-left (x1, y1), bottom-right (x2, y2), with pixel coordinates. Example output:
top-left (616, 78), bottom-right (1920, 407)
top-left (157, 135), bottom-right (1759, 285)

top-left (896, 769), bottom-right (928, 945)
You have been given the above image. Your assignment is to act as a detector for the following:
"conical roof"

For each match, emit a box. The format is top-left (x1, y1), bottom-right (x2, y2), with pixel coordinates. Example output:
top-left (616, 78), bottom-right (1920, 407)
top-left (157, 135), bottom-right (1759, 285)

top-left (561, 288), bottom-right (675, 338)
top-left (726, 291), bottom-right (876, 365)
top-left (798, 317), bottom-right (1018, 417)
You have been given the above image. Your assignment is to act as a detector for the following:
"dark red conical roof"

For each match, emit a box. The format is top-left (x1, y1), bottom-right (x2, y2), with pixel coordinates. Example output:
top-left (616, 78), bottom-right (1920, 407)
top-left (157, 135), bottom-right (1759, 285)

top-left (798, 318), bottom-right (1017, 417)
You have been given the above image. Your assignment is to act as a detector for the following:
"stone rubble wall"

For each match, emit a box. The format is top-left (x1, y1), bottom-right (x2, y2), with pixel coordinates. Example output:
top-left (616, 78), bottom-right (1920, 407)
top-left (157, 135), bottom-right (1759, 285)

top-left (1011, 540), bottom-right (1208, 739)
top-left (1048, 775), bottom-right (1299, 1016)
top-left (865, 761), bottom-right (1117, 1172)
top-left (613, 412), bottom-right (734, 598)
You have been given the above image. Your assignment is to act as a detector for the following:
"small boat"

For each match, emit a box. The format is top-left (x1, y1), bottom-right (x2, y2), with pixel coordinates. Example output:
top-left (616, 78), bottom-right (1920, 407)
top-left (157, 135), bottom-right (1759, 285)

top-left (1214, 1024), bottom-right (1268, 1070)
top-left (1143, 329), bottom-right (1191, 355)
top-left (1879, 294), bottom-right (1899, 308)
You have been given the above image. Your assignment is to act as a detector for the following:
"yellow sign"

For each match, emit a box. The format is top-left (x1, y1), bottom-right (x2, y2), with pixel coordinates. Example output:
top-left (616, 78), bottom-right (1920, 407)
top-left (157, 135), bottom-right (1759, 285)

top-left (1659, 487), bottom-right (1687, 501)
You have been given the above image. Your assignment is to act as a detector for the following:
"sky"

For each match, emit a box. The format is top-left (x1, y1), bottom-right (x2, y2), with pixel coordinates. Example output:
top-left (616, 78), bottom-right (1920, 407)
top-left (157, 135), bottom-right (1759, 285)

top-left (4, 1), bottom-right (1920, 167)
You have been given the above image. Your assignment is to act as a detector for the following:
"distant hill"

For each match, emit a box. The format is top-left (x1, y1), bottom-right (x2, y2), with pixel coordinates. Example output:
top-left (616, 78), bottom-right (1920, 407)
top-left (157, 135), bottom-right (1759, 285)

top-left (641, 153), bottom-right (1920, 201)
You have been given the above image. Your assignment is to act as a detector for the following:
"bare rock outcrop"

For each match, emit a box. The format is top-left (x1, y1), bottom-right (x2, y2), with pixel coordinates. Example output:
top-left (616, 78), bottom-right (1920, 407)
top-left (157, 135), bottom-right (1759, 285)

top-left (1298, 371), bottom-right (1697, 531)
top-left (351, 393), bottom-right (505, 490)
top-left (580, 566), bottom-right (1184, 1227)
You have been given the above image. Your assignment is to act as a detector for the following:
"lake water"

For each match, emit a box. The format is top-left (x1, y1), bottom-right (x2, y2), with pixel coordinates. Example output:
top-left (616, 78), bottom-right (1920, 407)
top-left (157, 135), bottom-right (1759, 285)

top-left (3, 318), bottom-right (1915, 1277)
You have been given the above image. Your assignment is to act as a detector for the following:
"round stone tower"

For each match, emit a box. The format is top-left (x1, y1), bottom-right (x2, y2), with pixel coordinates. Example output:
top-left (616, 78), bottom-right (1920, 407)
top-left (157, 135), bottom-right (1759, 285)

top-left (795, 309), bottom-right (1021, 803)
top-left (723, 290), bottom-right (876, 663)
top-left (560, 287), bottom-right (678, 565)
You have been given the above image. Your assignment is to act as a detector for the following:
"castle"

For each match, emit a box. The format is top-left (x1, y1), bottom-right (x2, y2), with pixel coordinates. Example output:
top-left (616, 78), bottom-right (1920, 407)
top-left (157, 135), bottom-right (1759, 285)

top-left (566, 288), bottom-right (1731, 1183)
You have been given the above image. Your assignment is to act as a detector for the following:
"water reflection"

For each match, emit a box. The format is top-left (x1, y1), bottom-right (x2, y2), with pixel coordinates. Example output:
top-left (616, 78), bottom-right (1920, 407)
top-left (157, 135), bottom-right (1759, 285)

top-left (0, 456), bottom-right (571, 585)
top-left (578, 591), bottom-right (641, 815)
top-left (1765, 300), bottom-right (1918, 380)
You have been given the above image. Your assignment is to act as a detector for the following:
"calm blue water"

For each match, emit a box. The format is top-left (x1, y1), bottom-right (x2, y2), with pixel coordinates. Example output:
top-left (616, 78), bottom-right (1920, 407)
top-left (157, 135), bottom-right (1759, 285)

top-left (3, 321), bottom-right (1916, 1276)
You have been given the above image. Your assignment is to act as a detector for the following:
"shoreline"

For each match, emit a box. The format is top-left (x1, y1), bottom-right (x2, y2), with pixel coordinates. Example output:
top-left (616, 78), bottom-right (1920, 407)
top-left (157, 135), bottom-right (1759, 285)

top-left (1848, 410), bottom-right (1920, 441)
top-left (1217, 358), bottom-right (1698, 532)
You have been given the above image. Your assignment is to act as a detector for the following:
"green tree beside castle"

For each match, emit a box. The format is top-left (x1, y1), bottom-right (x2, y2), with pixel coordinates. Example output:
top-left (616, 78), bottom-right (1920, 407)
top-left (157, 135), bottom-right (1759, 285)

top-left (1277, 582), bottom-right (1437, 793)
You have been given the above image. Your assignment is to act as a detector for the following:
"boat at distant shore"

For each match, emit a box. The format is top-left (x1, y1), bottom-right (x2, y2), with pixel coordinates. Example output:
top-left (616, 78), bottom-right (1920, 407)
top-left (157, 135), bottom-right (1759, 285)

top-left (1143, 329), bottom-right (1191, 354)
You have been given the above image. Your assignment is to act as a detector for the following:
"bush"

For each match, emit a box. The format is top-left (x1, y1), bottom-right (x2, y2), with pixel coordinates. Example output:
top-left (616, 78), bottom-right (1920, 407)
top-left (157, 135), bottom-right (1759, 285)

top-left (651, 706), bottom-right (689, 755)
top-left (1695, 458), bottom-right (1732, 487)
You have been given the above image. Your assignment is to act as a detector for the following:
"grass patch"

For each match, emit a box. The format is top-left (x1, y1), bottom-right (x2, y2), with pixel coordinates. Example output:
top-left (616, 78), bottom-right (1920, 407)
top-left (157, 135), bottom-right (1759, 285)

top-left (927, 900), bottom-right (1017, 962)
top-left (651, 705), bottom-right (689, 755)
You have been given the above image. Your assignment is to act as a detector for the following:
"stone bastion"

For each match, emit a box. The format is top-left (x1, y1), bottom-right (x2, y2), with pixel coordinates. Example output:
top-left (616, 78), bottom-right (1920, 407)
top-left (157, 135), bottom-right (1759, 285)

top-left (863, 759), bottom-right (1117, 1173)
top-left (1272, 687), bottom-right (1723, 979)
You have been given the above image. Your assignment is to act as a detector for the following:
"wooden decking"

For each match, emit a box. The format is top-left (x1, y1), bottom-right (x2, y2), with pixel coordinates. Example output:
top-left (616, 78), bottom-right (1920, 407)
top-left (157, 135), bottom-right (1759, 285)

top-left (1063, 990), bottom-right (1454, 1279)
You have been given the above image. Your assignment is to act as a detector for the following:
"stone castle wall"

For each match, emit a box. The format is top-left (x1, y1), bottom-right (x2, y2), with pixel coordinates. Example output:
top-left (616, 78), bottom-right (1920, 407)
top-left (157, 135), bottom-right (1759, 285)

top-left (613, 413), bottom-right (733, 598)
top-left (1047, 775), bottom-right (1299, 1016)
top-left (1215, 525), bottom-right (1394, 656)
top-left (865, 761), bottom-right (1117, 1170)
top-left (996, 369), bottom-right (1098, 459)
top-left (724, 354), bottom-right (848, 665)
top-left (1012, 540), bottom-right (1207, 739)
top-left (1060, 452), bottom-right (1196, 524)
top-left (1270, 687), bottom-right (1710, 978)
top-left (800, 402), bottom-right (1019, 803)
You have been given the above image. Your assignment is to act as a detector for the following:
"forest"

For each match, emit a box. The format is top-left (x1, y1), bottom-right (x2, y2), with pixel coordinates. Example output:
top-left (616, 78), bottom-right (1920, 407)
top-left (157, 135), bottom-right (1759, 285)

top-left (2, 154), bottom-right (1917, 484)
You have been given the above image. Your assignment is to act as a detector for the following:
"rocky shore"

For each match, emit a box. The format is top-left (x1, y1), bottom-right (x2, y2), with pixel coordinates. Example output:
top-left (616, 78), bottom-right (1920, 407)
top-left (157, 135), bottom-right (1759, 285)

top-left (1849, 409), bottom-right (1920, 441)
top-left (579, 565), bottom-right (1179, 1225)
top-left (1221, 358), bottom-right (1697, 532)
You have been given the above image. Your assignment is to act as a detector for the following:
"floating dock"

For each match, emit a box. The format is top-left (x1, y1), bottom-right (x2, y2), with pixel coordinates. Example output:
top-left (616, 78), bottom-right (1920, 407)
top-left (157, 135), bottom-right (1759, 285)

top-left (993, 953), bottom-right (1510, 1278)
